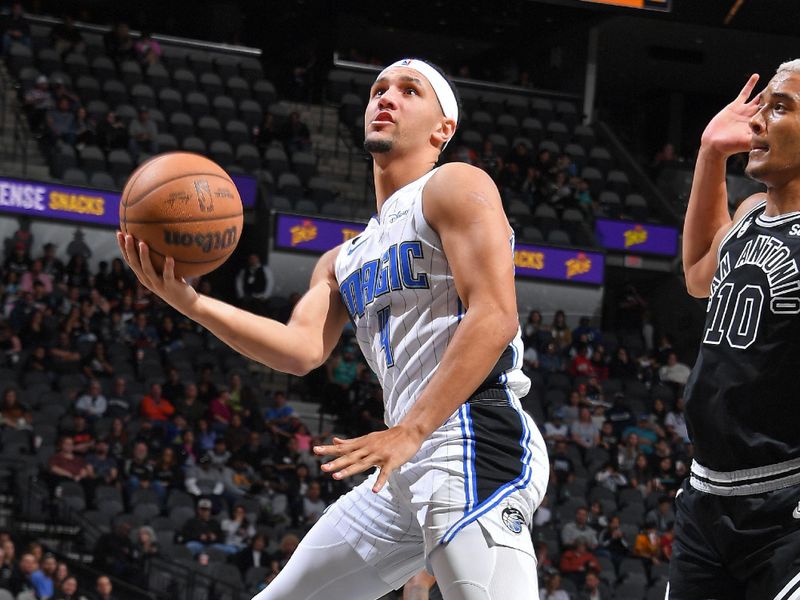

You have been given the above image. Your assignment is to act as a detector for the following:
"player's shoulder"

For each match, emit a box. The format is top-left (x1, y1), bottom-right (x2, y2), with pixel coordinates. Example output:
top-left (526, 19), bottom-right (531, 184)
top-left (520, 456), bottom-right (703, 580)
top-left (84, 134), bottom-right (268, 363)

top-left (424, 162), bottom-right (502, 218)
top-left (428, 161), bottom-right (497, 192)
top-left (732, 192), bottom-right (767, 223)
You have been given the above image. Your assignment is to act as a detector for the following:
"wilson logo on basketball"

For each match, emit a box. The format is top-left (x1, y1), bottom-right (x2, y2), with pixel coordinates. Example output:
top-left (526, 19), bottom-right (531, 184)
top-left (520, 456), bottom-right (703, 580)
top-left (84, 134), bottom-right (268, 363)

top-left (163, 227), bottom-right (237, 253)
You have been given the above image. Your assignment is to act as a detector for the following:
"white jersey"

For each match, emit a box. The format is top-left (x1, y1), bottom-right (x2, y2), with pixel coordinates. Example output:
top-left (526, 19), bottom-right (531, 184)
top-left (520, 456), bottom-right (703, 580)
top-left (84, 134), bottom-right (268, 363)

top-left (334, 167), bottom-right (531, 427)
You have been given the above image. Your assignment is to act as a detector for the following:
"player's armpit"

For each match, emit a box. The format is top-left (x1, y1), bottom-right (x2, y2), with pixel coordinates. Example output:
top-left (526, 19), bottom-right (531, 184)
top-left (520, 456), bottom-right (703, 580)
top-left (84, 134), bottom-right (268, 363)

top-left (684, 193), bottom-right (765, 298)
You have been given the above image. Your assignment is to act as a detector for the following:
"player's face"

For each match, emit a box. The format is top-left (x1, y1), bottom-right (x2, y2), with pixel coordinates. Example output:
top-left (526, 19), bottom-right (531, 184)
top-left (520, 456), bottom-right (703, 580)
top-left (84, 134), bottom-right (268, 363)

top-left (364, 67), bottom-right (451, 156)
top-left (746, 72), bottom-right (800, 185)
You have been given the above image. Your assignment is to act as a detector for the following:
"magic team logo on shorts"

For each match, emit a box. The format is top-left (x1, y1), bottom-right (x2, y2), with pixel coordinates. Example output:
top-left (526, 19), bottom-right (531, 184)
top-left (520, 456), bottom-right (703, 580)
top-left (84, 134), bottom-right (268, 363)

top-left (501, 507), bottom-right (526, 534)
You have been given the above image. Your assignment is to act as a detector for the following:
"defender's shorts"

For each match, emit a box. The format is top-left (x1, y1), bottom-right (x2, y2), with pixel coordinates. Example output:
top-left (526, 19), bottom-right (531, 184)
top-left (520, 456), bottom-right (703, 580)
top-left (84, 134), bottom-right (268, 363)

top-left (670, 476), bottom-right (800, 600)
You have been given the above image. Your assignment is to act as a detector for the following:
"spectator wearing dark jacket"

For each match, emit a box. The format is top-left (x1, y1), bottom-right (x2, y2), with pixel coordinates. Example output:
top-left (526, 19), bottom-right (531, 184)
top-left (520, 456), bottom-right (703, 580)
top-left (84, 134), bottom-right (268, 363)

top-left (180, 498), bottom-right (225, 555)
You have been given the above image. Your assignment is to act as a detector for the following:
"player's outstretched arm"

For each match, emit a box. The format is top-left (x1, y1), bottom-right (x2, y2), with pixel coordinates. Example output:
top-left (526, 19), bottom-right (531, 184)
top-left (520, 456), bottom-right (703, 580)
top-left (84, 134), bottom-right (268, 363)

top-left (684, 74), bottom-right (762, 297)
top-left (117, 233), bottom-right (348, 375)
top-left (315, 163), bottom-right (520, 491)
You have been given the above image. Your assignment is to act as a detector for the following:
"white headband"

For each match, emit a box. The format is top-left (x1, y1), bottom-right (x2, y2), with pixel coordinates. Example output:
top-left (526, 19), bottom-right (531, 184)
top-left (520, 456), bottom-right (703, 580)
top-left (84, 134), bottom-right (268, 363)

top-left (379, 58), bottom-right (459, 132)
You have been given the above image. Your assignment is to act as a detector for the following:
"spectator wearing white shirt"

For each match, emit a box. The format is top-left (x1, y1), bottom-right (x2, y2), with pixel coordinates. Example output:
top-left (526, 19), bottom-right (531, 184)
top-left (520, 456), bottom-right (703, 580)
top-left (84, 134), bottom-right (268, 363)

top-left (665, 397), bottom-right (690, 443)
top-left (74, 379), bottom-right (107, 419)
top-left (235, 254), bottom-right (274, 315)
top-left (659, 351), bottom-right (691, 386)
top-left (302, 481), bottom-right (327, 526)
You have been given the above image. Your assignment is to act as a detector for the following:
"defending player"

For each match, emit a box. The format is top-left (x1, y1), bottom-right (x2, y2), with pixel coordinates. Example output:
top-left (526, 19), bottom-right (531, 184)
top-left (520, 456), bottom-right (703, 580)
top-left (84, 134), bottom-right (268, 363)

top-left (118, 58), bottom-right (548, 599)
top-left (675, 61), bottom-right (800, 599)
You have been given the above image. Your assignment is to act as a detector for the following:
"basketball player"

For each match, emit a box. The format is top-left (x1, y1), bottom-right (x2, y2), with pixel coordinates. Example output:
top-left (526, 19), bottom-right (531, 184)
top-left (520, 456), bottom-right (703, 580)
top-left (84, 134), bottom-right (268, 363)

top-left (674, 61), bottom-right (800, 599)
top-left (117, 58), bottom-right (548, 599)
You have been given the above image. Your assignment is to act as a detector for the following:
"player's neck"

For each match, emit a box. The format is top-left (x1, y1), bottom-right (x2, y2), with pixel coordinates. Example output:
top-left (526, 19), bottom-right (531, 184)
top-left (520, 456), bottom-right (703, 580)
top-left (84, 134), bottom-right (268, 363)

top-left (372, 153), bottom-right (436, 214)
top-left (765, 177), bottom-right (800, 216)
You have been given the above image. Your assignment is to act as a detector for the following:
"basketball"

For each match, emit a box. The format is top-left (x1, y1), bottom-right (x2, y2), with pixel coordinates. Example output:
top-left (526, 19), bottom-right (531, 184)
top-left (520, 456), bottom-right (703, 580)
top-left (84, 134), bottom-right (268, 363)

top-left (118, 152), bottom-right (243, 278)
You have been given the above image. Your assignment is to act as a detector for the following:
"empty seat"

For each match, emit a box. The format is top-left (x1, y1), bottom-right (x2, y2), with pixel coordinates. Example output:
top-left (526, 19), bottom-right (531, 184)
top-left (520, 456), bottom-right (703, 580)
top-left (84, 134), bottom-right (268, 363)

top-left (496, 114), bottom-right (519, 139)
top-left (563, 143), bottom-right (587, 169)
top-left (214, 56), bottom-right (239, 80)
top-left (131, 83), bottom-right (156, 108)
top-left (114, 104), bottom-right (137, 126)
top-left (62, 168), bottom-right (87, 185)
top-left (581, 166), bottom-right (604, 196)
top-left (521, 117), bottom-right (543, 142)
top-left (539, 139), bottom-right (560, 155)
top-left (79, 146), bottom-right (106, 173)
top-left (625, 193), bottom-right (648, 220)
top-left (169, 112), bottom-right (194, 140)
top-left (459, 129), bottom-right (482, 152)
top-left (252, 79), bottom-right (276, 106)
top-left (487, 133), bottom-right (509, 157)
top-left (599, 190), bottom-right (622, 218)
top-left (119, 60), bottom-right (143, 86)
top-left (235, 143), bottom-right (261, 170)
top-left (181, 136), bottom-right (207, 154)
top-left (241, 57), bottom-right (263, 80)
top-left (291, 151), bottom-right (317, 184)
top-left (64, 52), bottom-right (89, 77)
top-left (522, 226), bottom-right (543, 242)
top-left (574, 124), bottom-right (595, 148)
top-left (533, 204), bottom-right (559, 234)
top-left (197, 115), bottom-right (223, 143)
top-left (546, 121), bottom-right (570, 145)
top-left (277, 173), bottom-right (303, 200)
top-left (108, 149), bottom-right (133, 178)
top-left (102, 80), bottom-right (128, 106)
top-left (172, 68), bottom-right (197, 94)
top-left (36, 47), bottom-right (61, 73)
top-left (8, 43), bottom-right (33, 74)
top-left (158, 88), bottom-right (183, 114)
top-left (224, 120), bottom-right (249, 146)
top-left (75, 75), bottom-right (101, 102)
top-left (295, 198), bottom-right (318, 213)
top-left (588, 146), bottom-right (613, 171)
top-left (212, 95), bottom-right (237, 122)
top-left (226, 76), bottom-right (250, 101)
top-left (547, 229), bottom-right (571, 245)
top-left (145, 62), bottom-right (171, 89)
top-left (505, 95), bottom-right (529, 120)
top-left (188, 51), bottom-right (213, 75)
top-left (89, 172), bottom-right (115, 189)
top-left (239, 99), bottom-right (262, 127)
top-left (506, 200), bottom-right (531, 217)
top-left (555, 100), bottom-right (579, 127)
top-left (199, 72), bottom-right (224, 97)
top-left (86, 99), bottom-right (109, 122)
top-left (265, 146), bottom-right (289, 175)
top-left (156, 133), bottom-right (178, 153)
top-left (308, 177), bottom-right (334, 204)
top-left (530, 98), bottom-right (554, 122)
top-left (470, 110), bottom-right (494, 137)
top-left (607, 170), bottom-right (631, 195)
top-left (209, 140), bottom-right (234, 166)
top-left (185, 91), bottom-right (210, 119)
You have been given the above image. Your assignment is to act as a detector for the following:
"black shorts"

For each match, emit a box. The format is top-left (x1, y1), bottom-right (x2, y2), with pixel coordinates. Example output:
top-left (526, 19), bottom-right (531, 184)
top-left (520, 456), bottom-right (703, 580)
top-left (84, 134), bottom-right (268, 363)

top-left (669, 479), bottom-right (800, 600)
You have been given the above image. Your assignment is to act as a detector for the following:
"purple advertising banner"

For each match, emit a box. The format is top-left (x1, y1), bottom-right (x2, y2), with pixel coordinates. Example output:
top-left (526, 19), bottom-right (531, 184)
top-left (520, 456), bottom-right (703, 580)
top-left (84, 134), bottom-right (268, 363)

top-left (274, 213), bottom-right (605, 285)
top-left (514, 243), bottom-right (605, 285)
top-left (274, 213), bottom-right (367, 253)
top-left (0, 174), bottom-right (257, 227)
top-left (594, 218), bottom-right (678, 256)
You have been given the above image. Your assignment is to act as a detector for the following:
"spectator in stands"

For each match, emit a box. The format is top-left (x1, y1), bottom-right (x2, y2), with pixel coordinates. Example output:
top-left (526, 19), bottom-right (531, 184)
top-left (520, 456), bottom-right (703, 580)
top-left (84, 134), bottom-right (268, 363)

top-left (594, 461), bottom-right (627, 493)
top-left (561, 506), bottom-right (598, 549)
top-left (224, 413), bottom-right (249, 454)
top-left (570, 407), bottom-right (599, 451)
top-left (633, 519), bottom-right (662, 579)
top-left (208, 438), bottom-right (231, 466)
top-left (1, 387), bottom-right (31, 430)
top-left (539, 570), bottom-right (570, 600)
top-left (479, 139), bottom-right (504, 182)
top-left (302, 481), bottom-right (327, 526)
top-left (646, 496), bottom-right (675, 534)
top-left (48, 436), bottom-right (94, 484)
top-left (86, 439), bottom-right (118, 486)
top-left (185, 453), bottom-right (225, 501)
top-left (128, 106), bottom-right (159, 162)
top-left (133, 526), bottom-right (159, 565)
top-left (96, 111), bottom-right (129, 153)
top-left (175, 382), bottom-right (205, 422)
top-left (597, 515), bottom-right (629, 577)
top-left (123, 440), bottom-right (153, 494)
top-left (598, 422), bottom-right (618, 452)
top-left (104, 22), bottom-right (134, 64)
top-left (81, 342), bottom-right (113, 381)
top-left (1, 1), bottom-right (30, 53)
top-left (323, 345), bottom-right (360, 421)
top-left (264, 391), bottom-right (294, 430)
top-left (63, 253), bottom-right (90, 287)
top-left (51, 77), bottom-right (80, 112)
top-left (73, 107), bottom-right (96, 150)
top-left (281, 111), bottom-right (311, 154)
top-left (10, 552), bottom-right (38, 596)
top-left (559, 540), bottom-right (601, 587)
top-left (658, 351), bottom-right (691, 391)
top-left (196, 364), bottom-right (219, 404)
top-left (209, 387), bottom-right (233, 432)
top-left (232, 532), bottom-right (268, 575)
top-left (92, 522), bottom-right (136, 581)
top-left (105, 378), bottom-right (131, 421)
top-left (74, 379), bottom-right (107, 420)
top-left (20, 259), bottom-right (53, 294)
top-left (551, 310), bottom-right (572, 353)
top-left (94, 575), bottom-right (116, 600)
top-left (134, 30), bottom-right (161, 66)
top-left (46, 97), bottom-right (77, 145)
top-left (606, 392), bottom-right (634, 437)
top-left (220, 504), bottom-right (255, 553)
top-left (152, 446), bottom-right (182, 500)
top-left (550, 440), bottom-right (575, 486)
top-left (140, 383), bottom-right (175, 422)
top-left (180, 498), bottom-right (225, 555)
top-left (576, 570), bottom-right (611, 600)
top-left (270, 534), bottom-right (299, 575)
top-left (235, 254), bottom-right (274, 314)
top-left (665, 397), bottom-right (689, 443)
top-left (34, 553), bottom-right (58, 599)
top-left (157, 315), bottom-right (182, 354)
top-left (522, 309), bottom-right (550, 351)
top-left (622, 414), bottom-right (658, 455)
top-left (47, 333), bottom-right (80, 374)
top-left (54, 575), bottom-right (87, 600)
top-left (50, 14), bottom-right (84, 57)
top-left (253, 112), bottom-right (276, 156)
top-left (539, 341), bottom-right (564, 373)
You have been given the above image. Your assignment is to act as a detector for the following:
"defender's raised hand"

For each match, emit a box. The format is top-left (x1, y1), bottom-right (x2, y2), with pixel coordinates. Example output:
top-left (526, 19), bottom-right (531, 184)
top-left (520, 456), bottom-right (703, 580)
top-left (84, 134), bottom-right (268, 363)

top-left (700, 73), bottom-right (761, 157)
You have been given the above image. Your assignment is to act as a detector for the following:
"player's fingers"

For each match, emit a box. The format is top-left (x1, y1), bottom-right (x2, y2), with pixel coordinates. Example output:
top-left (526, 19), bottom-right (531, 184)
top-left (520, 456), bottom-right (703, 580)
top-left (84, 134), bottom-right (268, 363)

top-left (314, 444), bottom-right (345, 457)
top-left (124, 235), bottom-right (145, 278)
top-left (320, 447), bottom-right (369, 472)
top-left (163, 256), bottom-right (176, 284)
top-left (138, 242), bottom-right (161, 288)
top-left (372, 466), bottom-right (391, 493)
top-left (737, 73), bottom-right (759, 102)
top-left (116, 232), bottom-right (128, 262)
top-left (332, 458), bottom-right (375, 480)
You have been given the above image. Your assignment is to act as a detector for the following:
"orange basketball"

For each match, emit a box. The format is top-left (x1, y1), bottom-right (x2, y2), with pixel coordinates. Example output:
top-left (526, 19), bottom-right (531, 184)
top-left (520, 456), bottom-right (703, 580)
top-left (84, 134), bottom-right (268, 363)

top-left (119, 152), bottom-right (243, 278)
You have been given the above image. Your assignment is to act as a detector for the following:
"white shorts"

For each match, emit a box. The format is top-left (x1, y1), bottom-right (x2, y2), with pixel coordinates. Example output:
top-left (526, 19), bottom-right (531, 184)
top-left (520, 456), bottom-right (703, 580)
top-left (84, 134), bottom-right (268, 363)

top-left (324, 390), bottom-right (550, 589)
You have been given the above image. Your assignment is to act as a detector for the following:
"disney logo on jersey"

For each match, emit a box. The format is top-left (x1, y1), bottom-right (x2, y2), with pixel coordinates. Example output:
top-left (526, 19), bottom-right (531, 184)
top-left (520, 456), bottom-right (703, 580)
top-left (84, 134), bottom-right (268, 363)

top-left (386, 209), bottom-right (409, 224)
top-left (339, 241), bottom-right (430, 319)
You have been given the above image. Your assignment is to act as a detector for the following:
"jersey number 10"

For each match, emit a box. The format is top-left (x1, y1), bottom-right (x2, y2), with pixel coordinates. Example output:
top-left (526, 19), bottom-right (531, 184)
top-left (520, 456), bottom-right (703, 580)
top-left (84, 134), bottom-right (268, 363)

top-left (703, 282), bottom-right (764, 349)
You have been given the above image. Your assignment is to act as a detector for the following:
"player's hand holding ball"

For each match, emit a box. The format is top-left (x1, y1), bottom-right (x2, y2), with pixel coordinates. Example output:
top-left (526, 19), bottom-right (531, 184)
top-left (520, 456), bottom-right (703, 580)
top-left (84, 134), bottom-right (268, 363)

top-left (116, 152), bottom-right (243, 313)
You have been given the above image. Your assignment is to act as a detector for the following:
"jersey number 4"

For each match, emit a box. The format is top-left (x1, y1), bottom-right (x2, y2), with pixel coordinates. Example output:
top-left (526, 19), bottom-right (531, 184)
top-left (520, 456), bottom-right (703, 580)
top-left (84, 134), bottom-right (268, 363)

top-left (703, 282), bottom-right (764, 349)
top-left (378, 306), bottom-right (395, 367)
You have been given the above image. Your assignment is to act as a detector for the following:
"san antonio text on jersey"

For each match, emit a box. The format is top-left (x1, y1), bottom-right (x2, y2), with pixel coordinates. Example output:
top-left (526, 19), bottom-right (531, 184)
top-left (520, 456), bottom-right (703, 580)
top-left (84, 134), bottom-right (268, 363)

top-left (685, 200), bottom-right (800, 492)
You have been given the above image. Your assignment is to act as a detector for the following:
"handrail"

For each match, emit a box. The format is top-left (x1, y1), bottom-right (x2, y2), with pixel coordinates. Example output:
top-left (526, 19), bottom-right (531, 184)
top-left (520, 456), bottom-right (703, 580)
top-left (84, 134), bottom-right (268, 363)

top-left (24, 13), bottom-right (261, 57)
top-left (332, 53), bottom-right (581, 101)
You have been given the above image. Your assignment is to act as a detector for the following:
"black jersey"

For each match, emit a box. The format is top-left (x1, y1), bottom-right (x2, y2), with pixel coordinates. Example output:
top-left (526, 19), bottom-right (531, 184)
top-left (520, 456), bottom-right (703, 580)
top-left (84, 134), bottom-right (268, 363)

top-left (685, 200), bottom-right (800, 473)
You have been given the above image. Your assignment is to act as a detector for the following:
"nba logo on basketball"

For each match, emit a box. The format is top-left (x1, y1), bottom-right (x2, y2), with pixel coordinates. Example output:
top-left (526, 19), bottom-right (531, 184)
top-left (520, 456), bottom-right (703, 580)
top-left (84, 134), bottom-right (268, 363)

top-left (194, 179), bottom-right (214, 212)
